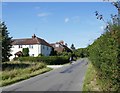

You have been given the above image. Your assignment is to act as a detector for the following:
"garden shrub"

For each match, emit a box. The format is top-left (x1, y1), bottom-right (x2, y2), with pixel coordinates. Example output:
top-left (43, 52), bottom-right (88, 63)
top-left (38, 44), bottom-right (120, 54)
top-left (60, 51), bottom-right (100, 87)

top-left (22, 48), bottom-right (29, 57)
top-left (15, 56), bottom-right (69, 65)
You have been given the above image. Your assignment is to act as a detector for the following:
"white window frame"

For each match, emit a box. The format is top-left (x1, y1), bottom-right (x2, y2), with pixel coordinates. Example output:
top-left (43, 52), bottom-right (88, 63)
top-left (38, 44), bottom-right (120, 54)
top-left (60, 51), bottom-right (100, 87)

top-left (29, 45), bottom-right (33, 49)
top-left (18, 45), bottom-right (22, 48)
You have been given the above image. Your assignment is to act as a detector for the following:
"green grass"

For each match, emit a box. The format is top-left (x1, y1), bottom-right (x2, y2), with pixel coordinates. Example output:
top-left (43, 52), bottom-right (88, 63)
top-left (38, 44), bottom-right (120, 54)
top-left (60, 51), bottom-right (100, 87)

top-left (82, 62), bottom-right (101, 91)
top-left (1, 61), bottom-right (52, 87)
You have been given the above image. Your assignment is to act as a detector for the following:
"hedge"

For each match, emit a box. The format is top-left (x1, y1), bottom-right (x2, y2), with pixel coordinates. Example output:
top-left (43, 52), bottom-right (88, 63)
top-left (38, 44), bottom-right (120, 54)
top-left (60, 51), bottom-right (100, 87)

top-left (88, 25), bottom-right (120, 91)
top-left (14, 56), bottom-right (69, 65)
top-left (74, 48), bottom-right (89, 58)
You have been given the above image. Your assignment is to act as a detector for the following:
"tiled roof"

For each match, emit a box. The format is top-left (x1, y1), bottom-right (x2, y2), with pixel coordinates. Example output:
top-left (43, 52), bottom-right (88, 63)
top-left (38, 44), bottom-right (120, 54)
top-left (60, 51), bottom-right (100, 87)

top-left (12, 36), bottom-right (52, 47)
top-left (54, 47), bottom-right (64, 53)
top-left (50, 42), bottom-right (72, 53)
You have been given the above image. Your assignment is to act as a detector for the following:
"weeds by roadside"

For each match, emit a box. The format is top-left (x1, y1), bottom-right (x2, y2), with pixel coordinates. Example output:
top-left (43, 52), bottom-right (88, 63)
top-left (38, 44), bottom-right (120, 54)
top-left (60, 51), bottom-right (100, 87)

top-left (1, 61), bottom-right (52, 87)
top-left (82, 62), bottom-right (101, 91)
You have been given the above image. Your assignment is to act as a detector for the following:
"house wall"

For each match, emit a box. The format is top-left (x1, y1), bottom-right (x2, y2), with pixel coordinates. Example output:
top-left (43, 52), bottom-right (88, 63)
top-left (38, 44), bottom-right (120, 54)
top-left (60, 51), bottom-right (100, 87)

top-left (10, 45), bottom-right (22, 60)
top-left (40, 45), bottom-right (52, 56)
top-left (28, 44), bottom-right (39, 57)
top-left (9, 44), bottom-right (52, 61)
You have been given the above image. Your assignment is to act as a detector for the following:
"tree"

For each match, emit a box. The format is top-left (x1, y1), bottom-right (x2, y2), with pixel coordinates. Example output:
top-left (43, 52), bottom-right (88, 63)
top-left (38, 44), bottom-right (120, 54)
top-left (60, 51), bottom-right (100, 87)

top-left (74, 48), bottom-right (89, 58)
top-left (70, 44), bottom-right (75, 51)
top-left (1, 22), bottom-right (12, 62)
top-left (50, 47), bottom-right (57, 56)
top-left (112, 0), bottom-right (120, 25)
top-left (95, 0), bottom-right (120, 25)
top-left (22, 48), bottom-right (29, 57)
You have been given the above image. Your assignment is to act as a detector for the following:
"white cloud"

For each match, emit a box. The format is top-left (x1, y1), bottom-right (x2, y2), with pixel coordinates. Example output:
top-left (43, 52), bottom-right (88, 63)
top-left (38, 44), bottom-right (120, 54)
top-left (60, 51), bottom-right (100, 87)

top-left (65, 18), bottom-right (70, 23)
top-left (64, 16), bottom-right (80, 23)
top-left (37, 13), bottom-right (51, 17)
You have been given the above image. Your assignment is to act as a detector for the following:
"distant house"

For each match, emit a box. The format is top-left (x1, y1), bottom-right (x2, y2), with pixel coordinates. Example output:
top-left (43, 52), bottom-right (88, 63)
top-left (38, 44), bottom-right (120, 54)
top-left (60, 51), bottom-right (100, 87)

top-left (50, 40), bottom-right (72, 53)
top-left (10, 34), bottom-right (52, 60)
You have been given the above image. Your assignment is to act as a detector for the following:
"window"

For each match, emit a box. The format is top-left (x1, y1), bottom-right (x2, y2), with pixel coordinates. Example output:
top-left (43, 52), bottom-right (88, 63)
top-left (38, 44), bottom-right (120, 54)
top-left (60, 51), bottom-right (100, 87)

top-left (32, 54), bottom-right (34, 57)
top-left (29, 45), bottom-right (33, 49)
top-left (18, 45), bottom-right (22, 48)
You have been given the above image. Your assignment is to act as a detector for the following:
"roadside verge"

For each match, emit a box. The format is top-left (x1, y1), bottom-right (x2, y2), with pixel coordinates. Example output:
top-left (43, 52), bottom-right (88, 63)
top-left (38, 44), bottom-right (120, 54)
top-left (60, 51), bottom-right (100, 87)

top-left (82, 62), bottom-right (101, 91)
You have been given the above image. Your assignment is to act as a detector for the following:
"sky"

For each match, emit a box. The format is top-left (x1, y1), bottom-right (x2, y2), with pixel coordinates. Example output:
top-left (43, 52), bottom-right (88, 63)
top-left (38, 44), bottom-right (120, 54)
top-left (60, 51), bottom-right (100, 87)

top-left (2, 2), bottom-right (117, 48)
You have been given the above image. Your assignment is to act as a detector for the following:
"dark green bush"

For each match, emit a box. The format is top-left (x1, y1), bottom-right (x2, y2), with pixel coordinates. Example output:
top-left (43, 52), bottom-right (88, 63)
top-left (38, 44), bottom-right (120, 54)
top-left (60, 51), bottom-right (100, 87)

top-left (57, 52), bottom-right (72, 57)
top-left (89, 25), bottom-right (120, 91)
top-left (22, 48), bottom-right (29, 57)
top-left (74, 48), bottom-right (89, 58)
top-left (38, 54), bottom-right (44, 57)
top-left (15, 56), bottom-right (69, 65)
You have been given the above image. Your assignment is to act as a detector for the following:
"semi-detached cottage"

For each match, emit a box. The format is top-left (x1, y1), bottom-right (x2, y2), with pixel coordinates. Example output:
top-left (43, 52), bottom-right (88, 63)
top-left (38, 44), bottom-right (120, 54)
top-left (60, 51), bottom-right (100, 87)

top-left (10, 34), bottom-right (52, 60)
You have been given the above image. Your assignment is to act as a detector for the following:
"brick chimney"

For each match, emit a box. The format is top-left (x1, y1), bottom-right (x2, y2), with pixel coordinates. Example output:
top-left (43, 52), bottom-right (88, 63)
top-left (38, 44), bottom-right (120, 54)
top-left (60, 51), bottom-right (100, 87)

top-left (32, 34), bottom-right (36, 38)
top-left (59, 40), bottom-right (64, 45)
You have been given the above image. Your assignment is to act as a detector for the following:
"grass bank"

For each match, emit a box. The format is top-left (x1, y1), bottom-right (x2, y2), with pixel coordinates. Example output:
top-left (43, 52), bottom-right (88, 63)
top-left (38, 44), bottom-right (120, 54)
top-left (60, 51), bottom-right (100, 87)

top-left (1, 61), bottom-right (52, 87)
top-left (82, 62), bottom-right (101, 91)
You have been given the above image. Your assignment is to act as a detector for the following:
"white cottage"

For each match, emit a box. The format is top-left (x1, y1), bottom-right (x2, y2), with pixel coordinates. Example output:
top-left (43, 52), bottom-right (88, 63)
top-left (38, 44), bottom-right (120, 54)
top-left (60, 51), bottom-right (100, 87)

top-left (10, 34), bottom-right (52, 60)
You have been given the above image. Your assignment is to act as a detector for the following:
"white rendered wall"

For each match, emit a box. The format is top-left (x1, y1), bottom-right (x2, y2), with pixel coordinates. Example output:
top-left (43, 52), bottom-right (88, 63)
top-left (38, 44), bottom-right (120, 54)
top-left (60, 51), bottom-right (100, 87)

top-left (10, 44), bottom-right (39, 60)
top-left (9, 44), bottom-right (52, 60)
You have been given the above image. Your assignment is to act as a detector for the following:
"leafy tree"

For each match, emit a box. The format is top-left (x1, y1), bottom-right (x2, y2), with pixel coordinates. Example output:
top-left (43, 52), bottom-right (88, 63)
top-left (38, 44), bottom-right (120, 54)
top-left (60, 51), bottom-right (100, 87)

top-left (74, 48), bottom-right (89, 58)
top-left (22, 48), bottom-right (29, 57)
top-left (57, 51), bottom-right (72, 57)
top-left (70, 44), bottom-right (75, 51)
top-left (95, 0), bottom-right (120, 26)
top-left (1, 22), bottom-right (12, 62)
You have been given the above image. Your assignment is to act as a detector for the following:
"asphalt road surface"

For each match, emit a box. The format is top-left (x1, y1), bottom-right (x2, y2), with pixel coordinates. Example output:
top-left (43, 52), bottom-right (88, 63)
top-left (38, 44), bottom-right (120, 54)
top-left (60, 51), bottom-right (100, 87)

top-left (2, 58), bottom-right (88, 92)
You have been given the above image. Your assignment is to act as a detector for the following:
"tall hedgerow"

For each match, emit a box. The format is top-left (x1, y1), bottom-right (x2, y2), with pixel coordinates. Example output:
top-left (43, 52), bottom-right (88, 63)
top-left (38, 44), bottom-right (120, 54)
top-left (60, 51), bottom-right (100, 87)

top-left (89, 24), bottom-right (120, 91)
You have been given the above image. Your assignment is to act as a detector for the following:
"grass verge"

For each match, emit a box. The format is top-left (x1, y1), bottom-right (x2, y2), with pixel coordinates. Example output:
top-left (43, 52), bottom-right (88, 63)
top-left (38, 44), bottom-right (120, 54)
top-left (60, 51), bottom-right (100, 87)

top-left (82, 62), bottom-right (101, 91)
top-left (1, 61), bottom-right (52, 87)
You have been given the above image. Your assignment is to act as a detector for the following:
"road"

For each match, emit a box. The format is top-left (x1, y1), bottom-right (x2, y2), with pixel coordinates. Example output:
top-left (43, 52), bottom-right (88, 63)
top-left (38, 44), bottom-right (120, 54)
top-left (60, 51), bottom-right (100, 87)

top-left (2, 58), bottom-right (88, 92)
